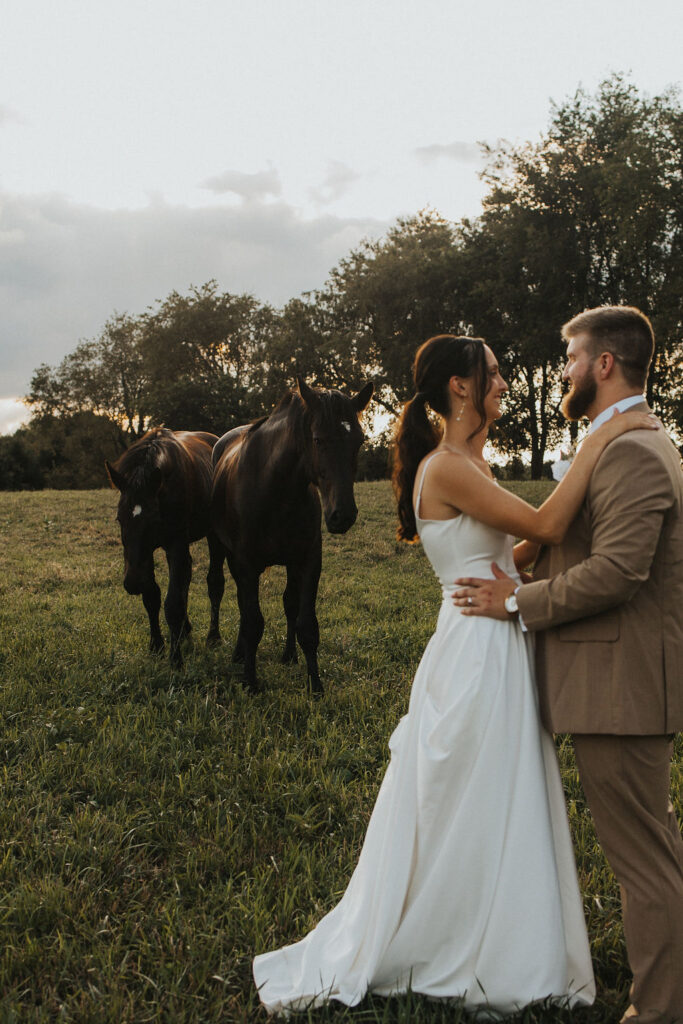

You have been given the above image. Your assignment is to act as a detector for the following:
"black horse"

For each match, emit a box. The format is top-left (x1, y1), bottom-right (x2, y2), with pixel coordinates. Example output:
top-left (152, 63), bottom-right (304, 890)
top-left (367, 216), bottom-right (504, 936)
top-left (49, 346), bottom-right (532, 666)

top-left (106, 428), bottom-right (225, 666)
top-left (211, 378), bottom-right (373, 695)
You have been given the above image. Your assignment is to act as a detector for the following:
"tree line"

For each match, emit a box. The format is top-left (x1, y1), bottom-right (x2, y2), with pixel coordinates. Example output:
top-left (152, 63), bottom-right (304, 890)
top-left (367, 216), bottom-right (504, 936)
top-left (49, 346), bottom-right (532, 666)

top-left (2, 75), bottom-right (682, 489)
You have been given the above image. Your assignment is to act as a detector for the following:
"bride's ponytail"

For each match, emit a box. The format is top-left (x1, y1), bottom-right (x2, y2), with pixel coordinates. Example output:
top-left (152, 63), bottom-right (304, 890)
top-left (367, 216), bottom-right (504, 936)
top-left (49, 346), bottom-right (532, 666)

top-left (392, 334), bottom-right (487, 543)
top-left (393, 393), bottom-right (439, 542)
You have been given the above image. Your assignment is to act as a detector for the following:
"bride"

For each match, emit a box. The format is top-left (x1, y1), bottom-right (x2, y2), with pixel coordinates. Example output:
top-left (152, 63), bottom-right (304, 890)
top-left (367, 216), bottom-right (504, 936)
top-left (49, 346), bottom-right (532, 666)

top-left (253, 334), bottom-right (657, 1016)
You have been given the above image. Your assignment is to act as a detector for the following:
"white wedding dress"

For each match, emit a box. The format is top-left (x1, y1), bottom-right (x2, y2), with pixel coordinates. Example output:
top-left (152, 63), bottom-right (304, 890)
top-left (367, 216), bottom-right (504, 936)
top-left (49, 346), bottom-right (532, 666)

top-left (253, 453), bottom-right (596, 1016)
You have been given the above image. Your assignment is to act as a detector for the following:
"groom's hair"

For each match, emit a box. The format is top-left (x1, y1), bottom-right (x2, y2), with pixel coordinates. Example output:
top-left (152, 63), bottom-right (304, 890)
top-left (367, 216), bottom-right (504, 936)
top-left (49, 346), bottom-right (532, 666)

top-left (562, 305), bottom-right (654, 389)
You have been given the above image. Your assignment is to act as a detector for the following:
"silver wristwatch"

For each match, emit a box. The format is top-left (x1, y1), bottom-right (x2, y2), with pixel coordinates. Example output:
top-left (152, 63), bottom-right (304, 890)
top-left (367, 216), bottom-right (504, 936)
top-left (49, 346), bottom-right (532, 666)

top-left (504, 590), bottom-right (519, 616)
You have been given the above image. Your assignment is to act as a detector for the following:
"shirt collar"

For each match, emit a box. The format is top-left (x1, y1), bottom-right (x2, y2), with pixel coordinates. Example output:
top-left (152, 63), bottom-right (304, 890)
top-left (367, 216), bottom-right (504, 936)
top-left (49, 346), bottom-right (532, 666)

top-left (589, 394), bottom-right (645, 433)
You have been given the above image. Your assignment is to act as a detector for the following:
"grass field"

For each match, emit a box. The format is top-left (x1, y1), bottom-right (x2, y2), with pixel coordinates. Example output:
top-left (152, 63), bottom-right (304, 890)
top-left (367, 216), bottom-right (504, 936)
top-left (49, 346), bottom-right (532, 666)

top-left (1, 481), bottom-right (680, 1023)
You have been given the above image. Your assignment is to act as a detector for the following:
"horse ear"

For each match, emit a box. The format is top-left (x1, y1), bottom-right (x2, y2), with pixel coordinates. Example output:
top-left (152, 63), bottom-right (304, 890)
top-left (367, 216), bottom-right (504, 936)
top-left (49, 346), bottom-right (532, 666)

top-left (105, 460), bottom-right (125, 491)
top-left (352, 382), bottom-right (374, 413)
top-left (296, 375), bottom-right (319, 407)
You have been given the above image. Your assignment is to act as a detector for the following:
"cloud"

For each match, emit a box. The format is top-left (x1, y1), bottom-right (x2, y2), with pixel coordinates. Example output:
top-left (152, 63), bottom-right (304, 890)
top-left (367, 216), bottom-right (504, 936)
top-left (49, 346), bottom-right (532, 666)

top-left (0, 190), bottom-right (386, 396)
top-left (201, 166), bottom-right (282, 201)
top-left (414, 141), bottom-right (483, 164)
top-left (0, 104), bottom-right (23, 126)
top-left (309, 161), bottom-right (360, 205)
top-left (0, 398), bottom-right (30, 435)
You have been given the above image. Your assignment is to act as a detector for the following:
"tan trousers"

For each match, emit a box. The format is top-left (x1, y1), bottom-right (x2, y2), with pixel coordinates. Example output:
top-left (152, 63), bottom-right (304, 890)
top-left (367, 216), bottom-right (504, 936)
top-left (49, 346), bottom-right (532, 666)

top-left (573, 734), bottom-right (683, 1024)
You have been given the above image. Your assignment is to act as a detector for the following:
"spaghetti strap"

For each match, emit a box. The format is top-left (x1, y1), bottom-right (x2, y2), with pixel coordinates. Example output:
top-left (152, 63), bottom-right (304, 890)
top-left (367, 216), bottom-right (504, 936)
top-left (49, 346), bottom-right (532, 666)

top-left (415, 449), bottom-right (451, 520)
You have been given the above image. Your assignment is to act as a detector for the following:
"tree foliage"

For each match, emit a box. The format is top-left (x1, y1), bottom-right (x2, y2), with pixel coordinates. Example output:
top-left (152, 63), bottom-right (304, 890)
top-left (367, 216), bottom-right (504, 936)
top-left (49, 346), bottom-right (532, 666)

top-left (27, 314), bottom-right (150, 436)
top-left (140, 282), bottom-right (277, 433)
top-left (0, 414), bottom-right (127, 490)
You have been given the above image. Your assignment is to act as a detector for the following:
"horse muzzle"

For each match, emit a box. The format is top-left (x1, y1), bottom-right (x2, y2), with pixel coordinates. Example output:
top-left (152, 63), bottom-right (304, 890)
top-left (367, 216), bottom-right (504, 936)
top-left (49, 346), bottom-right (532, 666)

top-left (325, 507), bottom-right (357, 534)
top-left (123, 561), bottom-right (151, 595)
top-left (123, 573), bottom-right (144, 595)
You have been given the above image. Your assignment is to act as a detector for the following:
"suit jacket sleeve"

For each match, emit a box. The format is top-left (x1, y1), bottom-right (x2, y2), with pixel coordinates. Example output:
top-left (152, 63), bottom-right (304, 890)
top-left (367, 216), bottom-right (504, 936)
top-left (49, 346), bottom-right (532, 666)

top-left (517, 435), bottom-right (675, 631)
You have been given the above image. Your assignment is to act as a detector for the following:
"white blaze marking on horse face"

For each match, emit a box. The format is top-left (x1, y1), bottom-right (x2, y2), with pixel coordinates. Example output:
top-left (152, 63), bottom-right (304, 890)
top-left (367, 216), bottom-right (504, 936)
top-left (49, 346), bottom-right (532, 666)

top-left (341, 421), bottom-right (352, 433)
top-left (132, 504), bottom-right (143, 518)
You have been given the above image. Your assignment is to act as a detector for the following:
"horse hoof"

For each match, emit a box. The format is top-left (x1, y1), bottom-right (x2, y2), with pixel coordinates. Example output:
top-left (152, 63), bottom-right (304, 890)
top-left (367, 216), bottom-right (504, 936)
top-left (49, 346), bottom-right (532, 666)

top-left (206, 632), bottom-right (222, 648)
top-left (281, 650), bottom-right (298, 665)
top-left (149, 639), bottom-right (165, 655)
top-left (169, 646), bottom-right (184, 668)
top-left (309, 680), bottom-right (324, 699)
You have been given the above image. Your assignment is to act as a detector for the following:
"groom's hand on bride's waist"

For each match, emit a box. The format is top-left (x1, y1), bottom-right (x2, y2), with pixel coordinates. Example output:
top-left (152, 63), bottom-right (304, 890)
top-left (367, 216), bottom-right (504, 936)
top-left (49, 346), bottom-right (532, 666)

top-left (453, 563), bottom-right (518, 620)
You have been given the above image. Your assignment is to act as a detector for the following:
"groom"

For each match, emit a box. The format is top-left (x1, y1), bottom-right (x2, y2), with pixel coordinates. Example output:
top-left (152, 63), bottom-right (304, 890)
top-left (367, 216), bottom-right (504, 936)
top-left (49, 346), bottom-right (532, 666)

top-left (453, 306), bottom-right (683, 1024)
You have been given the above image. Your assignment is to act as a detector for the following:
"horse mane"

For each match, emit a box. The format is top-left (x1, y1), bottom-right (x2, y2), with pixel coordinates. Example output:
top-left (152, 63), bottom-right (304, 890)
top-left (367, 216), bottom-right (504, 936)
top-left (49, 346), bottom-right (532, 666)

top-left (112, 427), bottom-right (180, 487)
top-left (246, 387), bottom-right (354, 445)
top-left (245, 390), bottom-right (296, 438)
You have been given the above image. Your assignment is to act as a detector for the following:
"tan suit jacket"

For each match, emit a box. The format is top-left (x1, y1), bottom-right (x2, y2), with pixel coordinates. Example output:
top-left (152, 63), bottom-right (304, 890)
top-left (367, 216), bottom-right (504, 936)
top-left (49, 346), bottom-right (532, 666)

top-left (517, 403), bottom-right (683, 734)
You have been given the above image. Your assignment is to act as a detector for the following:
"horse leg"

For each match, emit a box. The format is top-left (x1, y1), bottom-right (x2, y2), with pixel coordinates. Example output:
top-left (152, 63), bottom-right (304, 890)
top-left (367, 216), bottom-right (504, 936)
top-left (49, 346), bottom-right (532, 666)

top-left (181, 554), bottom-right (193, 639)
top-left (281, 566), bottom-right (300, 665)
top-left (141, 561), bottom-right (164, 654)
top-left (294, 542), bottom-right (323, 697)
top-left (230, 559), bottom-right (264, 694)
top-left (165, 543), bottom-right (193, 667)
top-left (206, 532), bottom-right (225, 647)
top-left (232, 624), bottom-right (245, 664)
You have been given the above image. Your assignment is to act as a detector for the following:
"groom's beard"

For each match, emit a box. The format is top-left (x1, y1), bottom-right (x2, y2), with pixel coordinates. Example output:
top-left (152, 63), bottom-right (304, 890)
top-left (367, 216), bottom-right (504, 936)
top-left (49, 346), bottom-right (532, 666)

top-left (561, 372), bottom-right (598, 421)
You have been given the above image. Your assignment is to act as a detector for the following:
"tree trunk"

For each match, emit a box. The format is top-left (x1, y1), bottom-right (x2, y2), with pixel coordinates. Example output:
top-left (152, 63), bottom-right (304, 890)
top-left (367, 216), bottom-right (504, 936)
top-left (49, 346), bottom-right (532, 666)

top-left (530, 448), bottom-right (545, 480)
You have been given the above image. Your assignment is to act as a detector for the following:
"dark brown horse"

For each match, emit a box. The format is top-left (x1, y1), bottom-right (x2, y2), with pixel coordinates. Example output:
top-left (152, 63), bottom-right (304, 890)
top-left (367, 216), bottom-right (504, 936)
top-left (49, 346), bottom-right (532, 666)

top-left (211, 378), bottom-right (373, 695)
top-left (106, 428), bottom-right (225, 666)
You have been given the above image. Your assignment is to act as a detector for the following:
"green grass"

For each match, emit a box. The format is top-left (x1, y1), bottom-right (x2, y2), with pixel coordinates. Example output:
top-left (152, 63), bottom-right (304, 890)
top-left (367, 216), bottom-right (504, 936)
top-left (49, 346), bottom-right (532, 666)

top-left (0, 482), bottom-right (679, 1023)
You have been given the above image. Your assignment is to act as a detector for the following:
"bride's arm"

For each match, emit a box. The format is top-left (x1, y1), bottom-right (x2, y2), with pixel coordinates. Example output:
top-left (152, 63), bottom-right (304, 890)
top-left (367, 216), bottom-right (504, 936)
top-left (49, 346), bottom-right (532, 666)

top-left (432, 410), bottom-right (658, 546)
top-left (513, 540), bottom-right (539, 572)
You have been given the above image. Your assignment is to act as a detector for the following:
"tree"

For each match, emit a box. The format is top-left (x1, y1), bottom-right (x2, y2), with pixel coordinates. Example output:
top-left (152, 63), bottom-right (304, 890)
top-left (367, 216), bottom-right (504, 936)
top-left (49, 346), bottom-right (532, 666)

top-left (455, 201), bottom-right (576, 476)
top-left (26, 313), bottom-right (150, 437)
top-left (4, 414), bottom-right (128, 490)
top-left (458, 74), bottom-right (683, 474)
top-left (139, 281), bottom-right (277, 432)
top-left (0, 433), bottom-right (44, 490)
top-left (25, 283), bottom-right (279, 440)
top-left (92, 314), bottom-right (150, 436)
top-left (545, 76), bottom-right (683, 425)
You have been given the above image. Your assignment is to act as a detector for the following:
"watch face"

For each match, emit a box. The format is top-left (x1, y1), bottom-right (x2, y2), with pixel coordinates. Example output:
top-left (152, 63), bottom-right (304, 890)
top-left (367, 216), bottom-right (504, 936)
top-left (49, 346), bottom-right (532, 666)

top-left (505, 593), bottom-right (518, 614)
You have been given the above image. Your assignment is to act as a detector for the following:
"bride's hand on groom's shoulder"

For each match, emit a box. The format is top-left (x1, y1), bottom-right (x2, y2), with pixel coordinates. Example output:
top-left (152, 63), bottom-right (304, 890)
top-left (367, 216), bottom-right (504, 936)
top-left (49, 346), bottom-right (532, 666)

top-left (599, 410), bottom-right (660, 441)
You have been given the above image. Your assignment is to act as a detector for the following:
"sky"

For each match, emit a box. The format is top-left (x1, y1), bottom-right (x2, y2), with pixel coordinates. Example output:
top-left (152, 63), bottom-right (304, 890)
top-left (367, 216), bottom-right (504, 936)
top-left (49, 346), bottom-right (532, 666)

top-left (1, 0), bottom-right (682, 434)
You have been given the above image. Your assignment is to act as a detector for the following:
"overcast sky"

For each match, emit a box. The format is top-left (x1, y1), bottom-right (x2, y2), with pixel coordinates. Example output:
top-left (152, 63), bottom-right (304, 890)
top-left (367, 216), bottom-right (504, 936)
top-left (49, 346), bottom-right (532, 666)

top-left (1, 0), bottom-right (682, 432)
